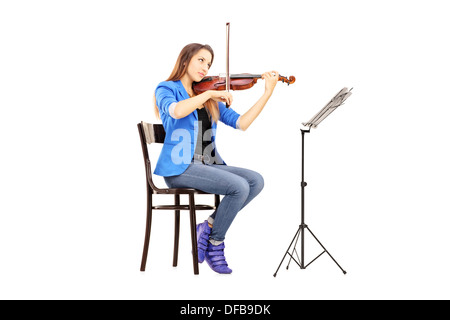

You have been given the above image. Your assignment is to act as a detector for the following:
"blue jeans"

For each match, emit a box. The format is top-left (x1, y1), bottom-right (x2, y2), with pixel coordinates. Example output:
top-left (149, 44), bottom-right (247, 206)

top-left (164, 163), bottom-right (264, 243)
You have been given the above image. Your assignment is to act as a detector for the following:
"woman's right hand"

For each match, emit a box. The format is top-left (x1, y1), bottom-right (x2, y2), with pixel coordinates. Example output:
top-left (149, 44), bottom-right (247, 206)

top-left (207, 90), bottom-right (233, 106)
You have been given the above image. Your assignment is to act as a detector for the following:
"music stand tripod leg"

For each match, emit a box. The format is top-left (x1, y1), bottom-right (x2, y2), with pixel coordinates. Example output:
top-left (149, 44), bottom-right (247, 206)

top-left (273, 225), bottom-right (301, 277)
top-left (305, 225), bottom-right (347, 274)
top-left (286, 224), bottom-right (303, 270)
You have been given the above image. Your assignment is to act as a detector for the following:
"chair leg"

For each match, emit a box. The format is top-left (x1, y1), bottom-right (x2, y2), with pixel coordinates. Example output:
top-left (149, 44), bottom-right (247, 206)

top-left (173, 195), bottom-right (180, 267)
top-left (189, 193), bottom-right (199, 275)
top-left (215, 194), bottom-right (220, 208)
top-left (140, 191), bottom-right (152, 271)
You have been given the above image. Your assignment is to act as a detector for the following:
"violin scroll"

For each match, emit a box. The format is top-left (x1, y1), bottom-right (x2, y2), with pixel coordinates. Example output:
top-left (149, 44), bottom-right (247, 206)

top-left (279, 75), bottom-right (296, 85)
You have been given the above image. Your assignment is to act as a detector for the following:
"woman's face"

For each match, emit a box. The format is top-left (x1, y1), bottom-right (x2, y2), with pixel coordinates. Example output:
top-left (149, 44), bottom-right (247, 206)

top-left (186, 49), bottom-right (212, 82)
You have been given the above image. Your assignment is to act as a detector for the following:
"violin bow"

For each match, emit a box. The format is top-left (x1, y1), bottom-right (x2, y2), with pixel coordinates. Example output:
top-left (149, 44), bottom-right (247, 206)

top-left (225, 22), bottom-right (230, 108)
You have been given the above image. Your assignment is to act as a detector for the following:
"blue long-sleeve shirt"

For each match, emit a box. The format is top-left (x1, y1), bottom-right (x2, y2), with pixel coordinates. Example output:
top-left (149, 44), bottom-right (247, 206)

top-left (154, 80), bottom-right (241, 177)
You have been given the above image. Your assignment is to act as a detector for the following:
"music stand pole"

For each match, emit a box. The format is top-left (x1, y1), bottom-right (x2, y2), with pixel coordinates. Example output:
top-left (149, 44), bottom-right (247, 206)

top-left (273, 87), bottom-right (352, 276)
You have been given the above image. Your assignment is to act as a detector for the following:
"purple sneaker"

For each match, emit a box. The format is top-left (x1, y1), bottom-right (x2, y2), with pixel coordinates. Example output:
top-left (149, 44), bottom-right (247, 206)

top-left (196, 220), bottom-right (211, 263)
top-left (205, 242), bottom-right (232, 274)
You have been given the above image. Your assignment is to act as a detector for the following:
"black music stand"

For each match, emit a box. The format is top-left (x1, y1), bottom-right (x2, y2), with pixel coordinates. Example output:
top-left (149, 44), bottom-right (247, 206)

top-left (273, 87), bottom-right (353, 276)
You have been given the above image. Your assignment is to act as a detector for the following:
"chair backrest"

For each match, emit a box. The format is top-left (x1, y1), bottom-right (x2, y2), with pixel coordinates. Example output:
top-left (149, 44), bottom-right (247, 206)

top-left (141, 122), bottom-right (166, 144)
top-left (138, 122), bottom-right (166, 192)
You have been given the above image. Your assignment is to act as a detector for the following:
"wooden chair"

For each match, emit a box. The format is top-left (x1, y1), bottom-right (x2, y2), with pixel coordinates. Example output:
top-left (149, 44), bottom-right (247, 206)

top-left (137, 121), bottom-right (220, 274)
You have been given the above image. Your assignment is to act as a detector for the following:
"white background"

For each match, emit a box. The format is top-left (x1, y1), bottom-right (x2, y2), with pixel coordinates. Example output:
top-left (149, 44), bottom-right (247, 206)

top-left (1, 0), bottom-right (449, 300)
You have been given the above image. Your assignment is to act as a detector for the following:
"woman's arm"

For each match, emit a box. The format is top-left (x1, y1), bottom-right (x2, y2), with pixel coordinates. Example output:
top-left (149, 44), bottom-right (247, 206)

top-left (172, 90), bottom-right (233, 119)
top-left (238, 71), bottom-right (279, 131)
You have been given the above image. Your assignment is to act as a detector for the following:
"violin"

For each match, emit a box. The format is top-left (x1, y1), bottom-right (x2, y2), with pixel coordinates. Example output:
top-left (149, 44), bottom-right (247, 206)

top-left (193, 73), bottom-right (296, 95)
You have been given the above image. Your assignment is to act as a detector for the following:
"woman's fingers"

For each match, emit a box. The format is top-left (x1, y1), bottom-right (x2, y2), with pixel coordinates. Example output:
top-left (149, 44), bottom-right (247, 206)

top-left (218, 91), bottom-right (233, 105)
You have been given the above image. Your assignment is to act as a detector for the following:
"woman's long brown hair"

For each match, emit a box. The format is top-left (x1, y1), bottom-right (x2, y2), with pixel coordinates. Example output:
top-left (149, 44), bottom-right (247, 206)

top-left (154, 43), bottom-right (219, 123)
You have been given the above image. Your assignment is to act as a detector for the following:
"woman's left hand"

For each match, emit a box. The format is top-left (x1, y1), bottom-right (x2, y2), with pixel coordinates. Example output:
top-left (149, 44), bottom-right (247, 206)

top-left (261, 71), bottom-right (279, 94)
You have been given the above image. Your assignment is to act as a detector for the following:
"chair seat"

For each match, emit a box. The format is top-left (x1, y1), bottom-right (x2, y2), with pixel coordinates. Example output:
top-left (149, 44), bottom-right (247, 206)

top-left (152, 204), bottom-right (216, 210)
top-left (152, 188), bottom-right (212, 195)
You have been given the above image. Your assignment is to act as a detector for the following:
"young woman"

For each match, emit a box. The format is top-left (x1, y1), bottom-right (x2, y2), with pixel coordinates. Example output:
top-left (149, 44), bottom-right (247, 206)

top-left (154, 43), bottom-right (278, 274)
